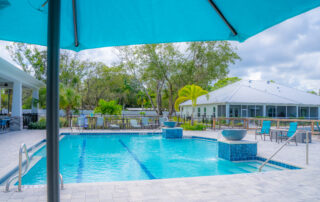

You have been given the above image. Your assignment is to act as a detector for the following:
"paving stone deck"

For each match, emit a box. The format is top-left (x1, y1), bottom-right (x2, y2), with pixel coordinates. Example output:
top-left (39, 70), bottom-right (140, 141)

top-left (0, 129), bottom-right (319, 202)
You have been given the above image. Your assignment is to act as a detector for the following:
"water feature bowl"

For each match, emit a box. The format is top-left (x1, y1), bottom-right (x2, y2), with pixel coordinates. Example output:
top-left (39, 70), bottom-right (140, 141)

top-left (163, 121), bottom-right (177, 128)
top-left (222, 129), bottom-right (247, 141)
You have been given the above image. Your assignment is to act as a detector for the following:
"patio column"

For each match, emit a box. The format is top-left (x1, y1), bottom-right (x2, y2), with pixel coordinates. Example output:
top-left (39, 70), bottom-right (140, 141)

top-left (31, 88), bottom-right (39, 114)
top-left (226, 104), bottom-right (230, 118)
top-left (263, 105), bottom-right (266, 117)
top-left (296, 106), bottom-right (299, 118)
top-left (0, 88), bottom-right (1, 113)
top-left (11, 80), bottom-right (22, 131)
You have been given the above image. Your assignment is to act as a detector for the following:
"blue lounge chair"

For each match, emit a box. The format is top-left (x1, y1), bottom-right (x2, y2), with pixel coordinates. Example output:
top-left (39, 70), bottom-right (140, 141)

top-left (279, 122), bottom-right (298, 146)
top-left (159, 117), bottom-right (168, 128)
top-left (130, 119), bottom-right (141, 129)
top-left (96, 117), bottom-right (104, 129)
top-left (255, 120), bottom-right (271, 140)
top-left (141, 117), bottom-right (151, 129)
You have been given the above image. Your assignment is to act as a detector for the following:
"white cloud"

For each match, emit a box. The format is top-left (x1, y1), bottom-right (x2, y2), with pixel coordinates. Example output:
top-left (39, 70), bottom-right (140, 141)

top-left (230, 7), bottom-right (320, 92)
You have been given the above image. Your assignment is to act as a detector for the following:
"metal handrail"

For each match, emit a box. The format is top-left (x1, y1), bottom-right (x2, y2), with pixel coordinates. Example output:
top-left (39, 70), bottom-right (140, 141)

top-left (5, 143), bottom-right (30, 192)
top-left (60, 173), bottom-right (64, 190)
top-left (258, 132), bottom-right (298, 172)
top-left (5, 144), bottom-right (64, 192)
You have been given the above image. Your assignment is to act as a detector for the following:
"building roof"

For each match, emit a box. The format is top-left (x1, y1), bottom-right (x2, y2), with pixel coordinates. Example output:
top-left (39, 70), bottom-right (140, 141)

top-left (180, 80), bottom-right (320, 106)
top-left (0, 57), bottom-right (44, 89)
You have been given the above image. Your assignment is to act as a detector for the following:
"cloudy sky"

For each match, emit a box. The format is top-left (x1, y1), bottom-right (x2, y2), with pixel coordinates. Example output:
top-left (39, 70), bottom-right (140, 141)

top-left (1, 7), bottom-right (319, 92)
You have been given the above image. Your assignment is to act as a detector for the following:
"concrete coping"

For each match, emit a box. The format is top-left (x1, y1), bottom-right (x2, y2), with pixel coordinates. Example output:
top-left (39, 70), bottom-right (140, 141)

top-left (218, 139), bottom-right (258, 144)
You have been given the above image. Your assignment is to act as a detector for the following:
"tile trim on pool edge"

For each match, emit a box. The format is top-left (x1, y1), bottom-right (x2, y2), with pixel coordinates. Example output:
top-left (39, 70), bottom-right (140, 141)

top-left (118, 139), bottom-right (156, 180)
top-left (76, 138), bottom-right (87, 183)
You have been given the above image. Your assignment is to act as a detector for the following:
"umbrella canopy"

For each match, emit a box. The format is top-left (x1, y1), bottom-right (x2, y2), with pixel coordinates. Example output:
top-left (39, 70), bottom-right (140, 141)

top-left (1, 0), bottom-right (319, 51)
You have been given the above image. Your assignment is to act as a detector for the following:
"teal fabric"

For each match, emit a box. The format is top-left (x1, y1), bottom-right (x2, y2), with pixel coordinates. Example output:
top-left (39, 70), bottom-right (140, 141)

top-left (260, 120), bottom-right (271, 134)
top-left (287, 122), bottom-right (298, 137)
top-left (0, 0), bottom-right (319, 51)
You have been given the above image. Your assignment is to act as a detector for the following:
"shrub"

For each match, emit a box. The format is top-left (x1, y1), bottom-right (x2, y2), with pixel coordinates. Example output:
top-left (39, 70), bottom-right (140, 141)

top-left (28, 118), bottom-right (46, 129)
top-left (181, 123), bottom-right (207, 131)
top-left (28, 117), bottom-right (67, 129)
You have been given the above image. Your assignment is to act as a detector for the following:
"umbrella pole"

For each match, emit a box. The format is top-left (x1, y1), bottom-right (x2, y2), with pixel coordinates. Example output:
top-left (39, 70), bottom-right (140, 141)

top-left (46, 0), bottom-right (61, 201)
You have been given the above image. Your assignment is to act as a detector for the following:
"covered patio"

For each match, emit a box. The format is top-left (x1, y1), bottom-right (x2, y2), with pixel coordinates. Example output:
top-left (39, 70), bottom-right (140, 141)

top-left (0, 57), bottom-right (44, 131)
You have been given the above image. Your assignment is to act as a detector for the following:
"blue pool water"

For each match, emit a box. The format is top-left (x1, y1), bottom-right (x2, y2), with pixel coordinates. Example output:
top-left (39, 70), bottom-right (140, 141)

top-left (21, 134), bottom-right (282, 185)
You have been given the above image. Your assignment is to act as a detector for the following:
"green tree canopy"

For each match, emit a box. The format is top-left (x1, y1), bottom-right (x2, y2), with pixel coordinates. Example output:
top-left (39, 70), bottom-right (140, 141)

top-left (94, 99), bottom-right (122, 115)
top-left (210, 77), bottom-right (241, 91)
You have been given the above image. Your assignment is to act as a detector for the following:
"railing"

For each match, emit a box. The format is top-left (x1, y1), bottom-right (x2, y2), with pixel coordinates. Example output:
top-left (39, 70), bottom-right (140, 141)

top-left (258, 132), bottom-right (298, 172)
top-left (6, 144), bottom-right (30, 192)
top-left (5, 143), bottom-right (64, 192)
top-left (23, 113), bottom-right (38, 128)
top-left (60, 173), bottom-right (64, 190)
top-left (212, 117), bottom-right (320, 136)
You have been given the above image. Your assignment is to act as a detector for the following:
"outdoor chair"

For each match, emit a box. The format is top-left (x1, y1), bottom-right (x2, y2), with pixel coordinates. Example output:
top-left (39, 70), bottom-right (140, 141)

top-left (141, 117), bottom-right (150, 129)
top-left (255, 120), bottom-right (271, 140)
top-left (130, 119), bottom-right (141, 129)
top-left (0, 119), bottom-right (7, 132)
top-left (159, 117), bottom-right (168, 128)
top-left (77, 116), bottom-right (85, 132)
top-left (278, 122), bottom-right (298, 146)
top-left (96, 117), bottom-right (104, 129)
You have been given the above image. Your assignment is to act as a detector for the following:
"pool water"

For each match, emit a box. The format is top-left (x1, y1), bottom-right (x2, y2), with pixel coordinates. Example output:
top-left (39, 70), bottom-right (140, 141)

top-left (21, 134), bottom-right (282, 185)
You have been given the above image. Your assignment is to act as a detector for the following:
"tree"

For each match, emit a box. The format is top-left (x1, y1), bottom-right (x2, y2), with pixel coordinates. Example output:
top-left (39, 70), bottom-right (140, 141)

top-left (94, 99), bottom-right (122, 115)
top-left (174, 85), bottom-right (209, 125)
top-left (59, 85), bottom-right (81, 126)
top-left (210, 77), bottom-right (241, 91)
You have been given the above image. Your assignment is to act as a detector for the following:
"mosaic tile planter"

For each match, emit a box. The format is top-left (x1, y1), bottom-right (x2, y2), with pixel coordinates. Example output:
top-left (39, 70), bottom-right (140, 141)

top-left (218, 140), bottom-right (257, 161)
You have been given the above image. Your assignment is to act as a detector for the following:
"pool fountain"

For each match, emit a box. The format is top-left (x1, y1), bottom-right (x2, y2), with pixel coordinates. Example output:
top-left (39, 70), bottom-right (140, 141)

top-left (162, 121), bottom-right (183, 139)
top-left (218, 129), bottom-right (257, 161)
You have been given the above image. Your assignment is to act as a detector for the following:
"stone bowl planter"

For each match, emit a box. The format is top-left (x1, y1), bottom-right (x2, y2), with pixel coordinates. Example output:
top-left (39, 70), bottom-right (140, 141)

top-left (163, 121), bottom-right (177, 128)
top-left (222, 129), bottom-right (247, 141)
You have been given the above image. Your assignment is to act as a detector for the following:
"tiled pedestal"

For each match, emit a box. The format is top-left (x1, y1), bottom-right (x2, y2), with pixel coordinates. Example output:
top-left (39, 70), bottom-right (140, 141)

top-left (218, 140), bottom-right (257, 161)
top-left (162, 127), bottom-right (183, 139)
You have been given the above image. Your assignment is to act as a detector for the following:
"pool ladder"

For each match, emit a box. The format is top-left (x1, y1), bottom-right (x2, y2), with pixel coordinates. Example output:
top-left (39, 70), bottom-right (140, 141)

top-left (5, 143), bottom-right (64, 192)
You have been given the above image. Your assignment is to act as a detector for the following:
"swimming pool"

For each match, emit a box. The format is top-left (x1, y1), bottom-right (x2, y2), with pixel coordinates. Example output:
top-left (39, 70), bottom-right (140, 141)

top-left (21, 134), bottom-right (284, 185)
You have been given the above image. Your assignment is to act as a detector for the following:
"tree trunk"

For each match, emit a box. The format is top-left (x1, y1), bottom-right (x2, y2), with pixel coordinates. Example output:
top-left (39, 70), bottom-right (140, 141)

top-left (191, 106), bottom-right (195, 126)
top-left (168, 82), bottom-right (174, 116)
top-left (156, 80), bottom-right (164, 116)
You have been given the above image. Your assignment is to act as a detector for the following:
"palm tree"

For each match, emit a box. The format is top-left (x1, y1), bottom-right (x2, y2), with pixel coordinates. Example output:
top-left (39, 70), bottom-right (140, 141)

top-left (174, 84), bottom-right (209, 125)
top-left (60, 85), bottom-right (81, 126)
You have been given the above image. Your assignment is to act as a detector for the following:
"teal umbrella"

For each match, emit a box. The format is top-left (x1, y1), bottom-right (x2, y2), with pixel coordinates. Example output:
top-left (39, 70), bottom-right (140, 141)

top-left (1, 1), bottom-right (319, 202)
top-left (1, 0), bottom-right (319, 51)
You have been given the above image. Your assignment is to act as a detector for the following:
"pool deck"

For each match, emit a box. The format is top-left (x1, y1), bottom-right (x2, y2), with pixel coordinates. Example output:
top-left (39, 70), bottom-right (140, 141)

top-left (0, 129), bottom-right (320, 202)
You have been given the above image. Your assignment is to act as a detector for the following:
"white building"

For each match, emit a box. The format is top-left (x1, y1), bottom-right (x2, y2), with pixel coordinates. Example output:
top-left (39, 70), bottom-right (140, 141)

top-left (179, 80), bottom-right (320, 120)
top-left (0, 57), bottom-right (44, 130)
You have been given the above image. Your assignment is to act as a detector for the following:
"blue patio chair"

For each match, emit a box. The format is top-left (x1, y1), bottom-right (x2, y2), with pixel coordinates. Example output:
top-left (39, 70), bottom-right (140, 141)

top-left (130, 119), bottom-right (141, 129)
top-left (279, 122), bottom-right (298, 146)
top-left (159, 117), bottom-right (168, 128)
top-left (96, 117), bottom-right (104, 129)
top-left (141, 117), bottom-right (150, 128)
top-left (0, 119), bottom-right (7, 132)
top-left (255, 120), bottom-right (271, 140)
top-left (77, 116), bottom-right (85, 131)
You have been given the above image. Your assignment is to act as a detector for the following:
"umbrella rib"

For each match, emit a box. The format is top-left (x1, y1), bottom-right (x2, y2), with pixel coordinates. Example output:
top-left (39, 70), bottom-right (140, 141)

top-left (208, 0), bottom-right (237, 36)
top-left (72, 0), bottom-right (79, 47)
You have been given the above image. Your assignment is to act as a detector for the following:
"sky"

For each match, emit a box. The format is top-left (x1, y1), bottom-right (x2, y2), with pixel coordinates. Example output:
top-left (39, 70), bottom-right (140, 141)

top-left (1, 7), bottom-right (319, 92)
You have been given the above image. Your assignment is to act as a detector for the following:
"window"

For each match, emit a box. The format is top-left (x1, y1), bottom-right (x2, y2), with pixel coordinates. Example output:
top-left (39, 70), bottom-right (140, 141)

top-left (213, 107), bottom-right (216, 117)
top-left (230, 105), bottom-right (241, 117)
top-left (267, 106), bottom-right (276, 117)
top-left (197, 107), bottom-right (201, 117)
top-left (204, 107), bottom-right (206, 117)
